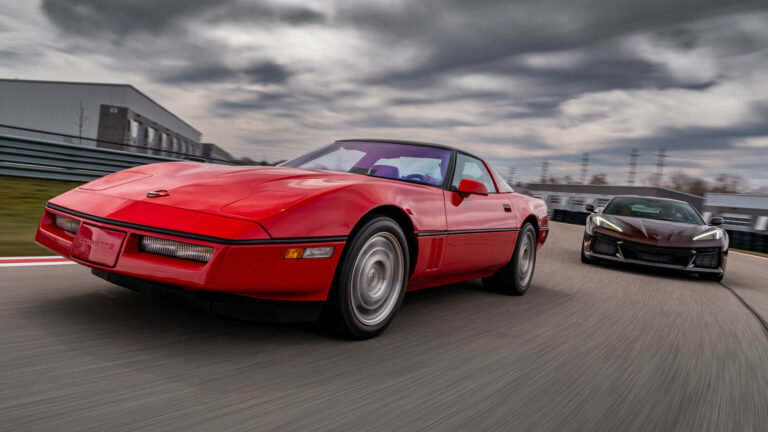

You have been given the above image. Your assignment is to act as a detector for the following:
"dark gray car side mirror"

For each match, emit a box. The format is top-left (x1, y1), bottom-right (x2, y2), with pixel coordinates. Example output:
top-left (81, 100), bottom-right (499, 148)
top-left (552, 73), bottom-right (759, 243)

top-left (710, 216), bottom-right (723, 226)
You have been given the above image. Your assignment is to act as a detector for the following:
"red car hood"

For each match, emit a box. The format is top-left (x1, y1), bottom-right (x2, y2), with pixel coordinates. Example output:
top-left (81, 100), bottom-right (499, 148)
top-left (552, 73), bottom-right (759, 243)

top-left (77, 162), bottom-right (362, 221)
top-left (596, 214), bottom-right (721, 247)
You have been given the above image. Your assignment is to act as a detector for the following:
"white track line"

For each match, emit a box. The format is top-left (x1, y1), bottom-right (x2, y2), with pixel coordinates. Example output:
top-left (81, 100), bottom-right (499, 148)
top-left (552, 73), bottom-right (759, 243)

top-left (0, 256), bottom-right (65, 261)
top-left (0, 261), bottom-right (75, 267)
top-left (731, 251), bottom-right (768, 260)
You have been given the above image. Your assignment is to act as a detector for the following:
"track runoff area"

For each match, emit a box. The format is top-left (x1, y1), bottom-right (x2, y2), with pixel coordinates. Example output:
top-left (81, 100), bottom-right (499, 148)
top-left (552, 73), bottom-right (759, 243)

top-left (2, 222), bottom-right (768, 430)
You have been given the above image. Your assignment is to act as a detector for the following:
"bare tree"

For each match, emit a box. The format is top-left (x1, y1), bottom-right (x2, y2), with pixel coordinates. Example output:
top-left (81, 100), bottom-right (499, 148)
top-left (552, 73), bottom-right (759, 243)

top-left (711, 174), bottom-right (748, 194)
top-left (589, 173), bottom-right (608, 185)
top-left (665, 171), bottom-right (709, 196)
top-left (74, 100), bottom-right (87, 145)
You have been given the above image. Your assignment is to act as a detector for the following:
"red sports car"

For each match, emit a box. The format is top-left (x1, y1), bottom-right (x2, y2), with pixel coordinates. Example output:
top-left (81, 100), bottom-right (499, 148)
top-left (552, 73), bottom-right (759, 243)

top-left (36, 139), bottom-right (548, 338)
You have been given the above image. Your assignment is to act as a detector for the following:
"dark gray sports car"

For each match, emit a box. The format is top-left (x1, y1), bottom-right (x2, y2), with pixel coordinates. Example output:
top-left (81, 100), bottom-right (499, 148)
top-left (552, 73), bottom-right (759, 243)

top-left (581, 195), bottom-right (728, 281)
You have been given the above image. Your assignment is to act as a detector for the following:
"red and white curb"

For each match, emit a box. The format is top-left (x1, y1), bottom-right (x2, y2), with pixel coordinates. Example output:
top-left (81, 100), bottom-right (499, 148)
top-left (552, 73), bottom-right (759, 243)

top-left (0, 256), bottom-right (75, 267)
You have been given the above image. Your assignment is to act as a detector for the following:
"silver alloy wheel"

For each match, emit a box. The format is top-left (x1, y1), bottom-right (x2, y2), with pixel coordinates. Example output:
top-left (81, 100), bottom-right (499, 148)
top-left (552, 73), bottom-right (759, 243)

top-left (349, 231), bottom-right (404, 326)
top-left (518, 230), bottom-right (536, 288)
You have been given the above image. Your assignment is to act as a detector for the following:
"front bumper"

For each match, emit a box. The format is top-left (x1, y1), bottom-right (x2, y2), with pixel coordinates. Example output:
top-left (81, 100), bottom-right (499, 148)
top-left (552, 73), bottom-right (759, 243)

top-left (36, 204), bottom-right (345, 301)
top-left (583, 232), bottom-right (726, 275)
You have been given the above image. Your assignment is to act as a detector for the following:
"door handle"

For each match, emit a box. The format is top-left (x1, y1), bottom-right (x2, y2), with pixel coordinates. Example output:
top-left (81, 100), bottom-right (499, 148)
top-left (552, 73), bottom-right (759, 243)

top-left (503, 204), bottom-right (512, 212)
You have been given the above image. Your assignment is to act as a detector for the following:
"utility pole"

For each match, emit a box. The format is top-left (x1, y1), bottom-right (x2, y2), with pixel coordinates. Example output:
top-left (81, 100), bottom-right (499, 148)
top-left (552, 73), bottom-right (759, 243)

top-left (654, 148), bottom-right (668, 186)
top-left (507, 167), bottom-right (516, 186)
top-left (540, 158), bottom-right (549, 183)
top-left (74, 100), bottom-right (87, 146)
top-left (580, 152), bottom-right (589, 184)
top-left (627, 148), bottom-right (638, 185)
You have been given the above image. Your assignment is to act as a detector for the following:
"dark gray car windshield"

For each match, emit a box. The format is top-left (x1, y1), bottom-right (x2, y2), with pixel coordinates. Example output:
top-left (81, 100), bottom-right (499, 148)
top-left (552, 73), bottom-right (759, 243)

top-left (603, 197), bottom-right (704, 225)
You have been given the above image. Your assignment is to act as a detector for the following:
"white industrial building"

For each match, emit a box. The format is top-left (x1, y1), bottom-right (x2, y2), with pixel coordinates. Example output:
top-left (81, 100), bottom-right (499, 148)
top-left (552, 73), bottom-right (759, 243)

top-left (0, 79), bottom-right (202, 157)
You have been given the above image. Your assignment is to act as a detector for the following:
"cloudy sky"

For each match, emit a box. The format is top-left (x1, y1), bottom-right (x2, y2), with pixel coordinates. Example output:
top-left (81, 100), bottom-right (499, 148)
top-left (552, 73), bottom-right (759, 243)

top-left (1, 0), bottom-right (767, 186)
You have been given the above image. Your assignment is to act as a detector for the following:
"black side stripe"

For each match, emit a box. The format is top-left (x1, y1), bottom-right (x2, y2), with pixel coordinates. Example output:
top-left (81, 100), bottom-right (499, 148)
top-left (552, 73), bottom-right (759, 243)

top-left (416, 228), bottom-right (520, 237)
top-left (46, 203), bottom-right (347, 245)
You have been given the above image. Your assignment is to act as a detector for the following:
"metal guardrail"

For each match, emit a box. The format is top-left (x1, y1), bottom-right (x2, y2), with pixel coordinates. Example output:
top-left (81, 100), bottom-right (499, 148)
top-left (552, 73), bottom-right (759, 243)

top-left (0, 133), bottom-right (185, 182)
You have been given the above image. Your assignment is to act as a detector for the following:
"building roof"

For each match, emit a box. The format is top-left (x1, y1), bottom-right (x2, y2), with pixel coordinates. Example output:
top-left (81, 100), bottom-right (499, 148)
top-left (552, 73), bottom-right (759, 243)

top-left (525, 183), bottom-right (703, 199)
top-left (0, 78), bottom-right (200, 135)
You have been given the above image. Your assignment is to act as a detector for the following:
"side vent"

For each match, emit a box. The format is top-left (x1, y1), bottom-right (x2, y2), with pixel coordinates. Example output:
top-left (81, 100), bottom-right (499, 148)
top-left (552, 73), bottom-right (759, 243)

top-left (426, 237), bottom-right (445, 271)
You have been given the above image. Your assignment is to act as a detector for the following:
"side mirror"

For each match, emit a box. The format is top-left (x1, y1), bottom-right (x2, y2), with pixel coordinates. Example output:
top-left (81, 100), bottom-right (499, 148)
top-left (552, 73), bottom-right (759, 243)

top-left (710, 216), bottom-right (723, 226)
top-left (585, 204), bottom-right (595, 213)
top-left (457, 179), bottom-right (488, 197)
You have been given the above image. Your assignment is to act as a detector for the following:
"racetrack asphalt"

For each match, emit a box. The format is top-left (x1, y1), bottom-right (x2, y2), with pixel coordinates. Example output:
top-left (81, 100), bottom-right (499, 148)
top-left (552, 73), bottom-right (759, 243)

top-left (1, 222), bottom-right (768, 431)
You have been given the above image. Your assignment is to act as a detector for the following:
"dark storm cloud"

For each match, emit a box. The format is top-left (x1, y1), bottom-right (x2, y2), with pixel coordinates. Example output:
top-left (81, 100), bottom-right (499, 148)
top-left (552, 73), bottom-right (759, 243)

top-left (19, 0), bottom-right (768, 184)
top-left (346, 114), bottom-right (477, 129)
top-left (216, 91), bottom-right (289, 111)
top-left (160, 61), bottom-right (291, 84)
top-left (41, 0), bottom-right (222, 38)
top-left (41, 0), bottom-right (324, 39)
top-left (0, 49), bottom-right (20, 61)
top-left (625, 122), bottom-right (768, 154)
top-left (340, 0), bottom-right (768, 86)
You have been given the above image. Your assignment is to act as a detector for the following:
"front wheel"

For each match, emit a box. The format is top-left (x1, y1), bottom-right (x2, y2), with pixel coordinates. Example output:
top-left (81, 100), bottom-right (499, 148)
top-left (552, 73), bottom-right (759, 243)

top-left (483, 223), bottom-right (538, 296)
top-left (700, 272), bottom-right (724, 282)
top-left (326, 216), bottom-right (409, 339)
top-left (581, 241), bottom-right (596, 264)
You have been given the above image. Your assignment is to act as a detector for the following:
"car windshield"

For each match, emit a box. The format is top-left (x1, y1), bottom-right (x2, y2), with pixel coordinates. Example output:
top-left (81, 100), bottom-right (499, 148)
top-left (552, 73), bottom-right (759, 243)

top-left (282, 141), bottom-right (451, 186)
top-left (603, 197), bottom-right (704, 225)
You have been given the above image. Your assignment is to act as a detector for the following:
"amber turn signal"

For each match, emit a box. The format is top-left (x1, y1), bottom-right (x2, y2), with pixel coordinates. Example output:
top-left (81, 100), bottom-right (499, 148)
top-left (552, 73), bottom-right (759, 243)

top-left (284, 248), bottom-right (305, 259)
top-left (284, 247), bottom-right (335, 259)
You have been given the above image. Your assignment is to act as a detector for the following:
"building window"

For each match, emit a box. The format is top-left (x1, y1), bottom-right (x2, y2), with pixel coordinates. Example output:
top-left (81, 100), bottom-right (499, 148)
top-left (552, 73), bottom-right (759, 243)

top-left (160, 133), bottom-right (169, 151)
top-left (548, 196), bottom-right (561, 204)
top-left (129, 119), bottom-right (140, 142)
top-left (721, 214), bottom-right (751, 227)
top-left (147, 127), bottom-right (158, 149)
top-left (596, 198), bottom-right (610, 207)
top-left (570, 197), bottom-right (585, 207)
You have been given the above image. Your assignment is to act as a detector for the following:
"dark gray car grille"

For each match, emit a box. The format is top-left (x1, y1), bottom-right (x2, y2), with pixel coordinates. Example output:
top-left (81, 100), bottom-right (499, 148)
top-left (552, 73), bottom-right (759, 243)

top-left (593, 234), bottom-right (721, 269)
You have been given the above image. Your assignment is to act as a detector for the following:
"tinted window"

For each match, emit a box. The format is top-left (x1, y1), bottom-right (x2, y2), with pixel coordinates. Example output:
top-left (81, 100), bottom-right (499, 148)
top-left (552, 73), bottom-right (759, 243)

top-left (451, 154), bottom-right (497, 193)
top-left (283, 141), bottom-right (451, 186)
top-left (604, 197), bottom-right (703, 225)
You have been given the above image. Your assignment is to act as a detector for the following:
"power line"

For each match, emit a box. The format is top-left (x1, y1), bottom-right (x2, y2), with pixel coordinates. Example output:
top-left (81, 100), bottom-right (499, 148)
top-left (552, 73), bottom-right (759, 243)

top-left (507, 166), bottom-right (516, 185)
top-left (580, 152), bottom-right (589, 184)
top-left (654, 148), bottom-right (668, 186)
top-left (627, 148), bottom-right (639, 185)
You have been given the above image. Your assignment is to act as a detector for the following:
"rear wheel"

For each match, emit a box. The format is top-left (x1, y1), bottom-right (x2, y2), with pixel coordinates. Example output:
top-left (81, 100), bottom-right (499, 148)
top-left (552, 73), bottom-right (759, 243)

top-left (326, 216), bottom-right (409, 339)
top-left (483, 223), bottom-right (537, 296)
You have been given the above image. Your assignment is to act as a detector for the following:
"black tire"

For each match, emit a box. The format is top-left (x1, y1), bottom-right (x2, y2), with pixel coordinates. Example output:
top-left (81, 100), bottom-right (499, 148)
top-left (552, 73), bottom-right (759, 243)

top-left (326, 216), bottom-right (409, 339)
top-left (483, 223), bottom-right (537, 296)
top-left (700, 272), bottom-right (724, 282)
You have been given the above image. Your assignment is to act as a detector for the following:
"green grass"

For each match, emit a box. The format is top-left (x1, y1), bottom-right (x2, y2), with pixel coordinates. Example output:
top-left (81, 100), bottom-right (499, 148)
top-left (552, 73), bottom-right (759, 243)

top-left (732, 249), bottom-right (768, 259)
top-left (0, 176), bottom-right (83, 256)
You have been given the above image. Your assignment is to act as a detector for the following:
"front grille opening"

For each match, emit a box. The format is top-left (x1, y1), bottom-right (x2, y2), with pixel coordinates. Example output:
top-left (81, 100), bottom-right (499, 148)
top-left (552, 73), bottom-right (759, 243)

top-left (693, 252), bottom-right (720, 269)
top-left (635, 252), bottom-right (676, 264)
top-left (592, 237), bottom-right (618, 255)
